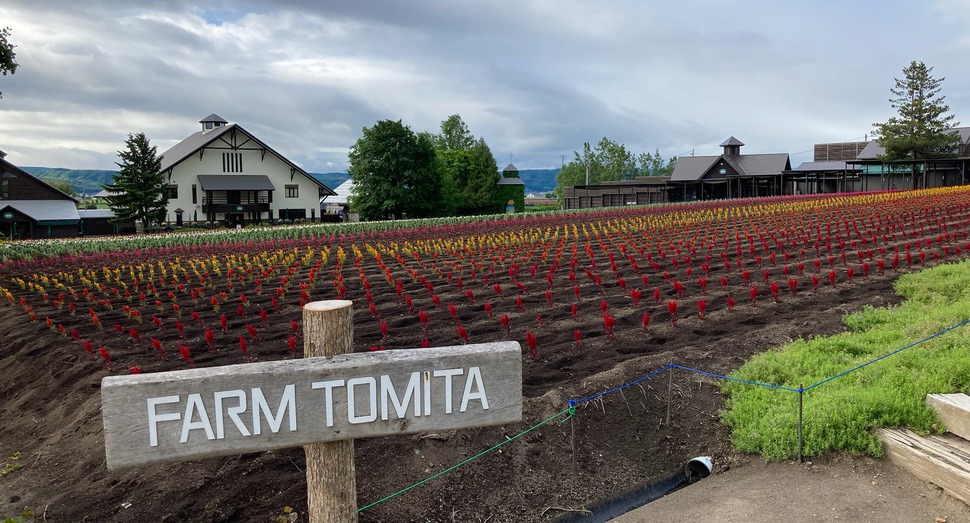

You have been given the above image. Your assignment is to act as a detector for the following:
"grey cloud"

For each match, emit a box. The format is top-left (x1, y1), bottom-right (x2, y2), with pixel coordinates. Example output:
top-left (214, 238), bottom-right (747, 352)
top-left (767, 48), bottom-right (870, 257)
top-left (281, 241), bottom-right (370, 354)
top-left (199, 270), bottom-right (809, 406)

top-left (0, 0), bottom-right (968, 173)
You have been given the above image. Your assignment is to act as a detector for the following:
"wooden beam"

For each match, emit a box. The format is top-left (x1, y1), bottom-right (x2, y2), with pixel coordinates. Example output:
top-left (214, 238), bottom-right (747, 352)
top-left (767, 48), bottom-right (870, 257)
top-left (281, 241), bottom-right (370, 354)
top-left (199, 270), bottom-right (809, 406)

top-left (878, 428), bottom-right (970, 506)
top-left (927, 393), bottom-right (970, 441)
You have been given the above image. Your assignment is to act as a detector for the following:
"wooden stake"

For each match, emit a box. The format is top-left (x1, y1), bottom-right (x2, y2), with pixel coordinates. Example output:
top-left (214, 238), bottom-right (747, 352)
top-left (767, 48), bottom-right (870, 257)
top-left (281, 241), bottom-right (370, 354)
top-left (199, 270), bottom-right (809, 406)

top-left (570, 413), bottom-right (577, 480)
top-left (303, 300), bottom-right (357, 523)
top-left (666, 367), bottom-right (673, 426)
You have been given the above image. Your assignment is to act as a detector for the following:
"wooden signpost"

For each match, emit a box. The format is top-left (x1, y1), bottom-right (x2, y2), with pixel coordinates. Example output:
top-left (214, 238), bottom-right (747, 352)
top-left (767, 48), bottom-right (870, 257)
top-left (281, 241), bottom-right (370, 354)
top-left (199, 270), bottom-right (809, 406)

top-left (101, 300), bottom-right (523, 522)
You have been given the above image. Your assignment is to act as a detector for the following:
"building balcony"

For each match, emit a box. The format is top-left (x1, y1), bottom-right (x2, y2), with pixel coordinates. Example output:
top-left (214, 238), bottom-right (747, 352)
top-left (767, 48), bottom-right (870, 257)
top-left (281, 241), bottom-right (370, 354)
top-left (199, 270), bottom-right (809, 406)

top-left (202, 203), bottom-right (270, 214)
top-left (201, 196), bottom-right (271, 214)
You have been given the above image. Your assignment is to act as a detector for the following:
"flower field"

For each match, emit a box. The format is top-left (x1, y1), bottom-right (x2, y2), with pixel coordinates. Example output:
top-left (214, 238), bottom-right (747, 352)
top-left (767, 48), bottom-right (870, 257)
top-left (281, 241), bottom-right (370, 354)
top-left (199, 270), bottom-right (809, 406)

top-left (2, 188), bottom-right (969, 385)
top-left (1, 187), bottom-right (968, 521)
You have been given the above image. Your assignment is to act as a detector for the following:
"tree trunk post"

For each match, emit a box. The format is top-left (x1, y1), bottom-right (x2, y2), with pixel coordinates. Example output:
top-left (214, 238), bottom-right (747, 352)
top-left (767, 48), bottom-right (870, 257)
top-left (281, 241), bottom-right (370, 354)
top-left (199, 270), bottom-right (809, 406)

top-left (303, 300), bottom-right (357, 523)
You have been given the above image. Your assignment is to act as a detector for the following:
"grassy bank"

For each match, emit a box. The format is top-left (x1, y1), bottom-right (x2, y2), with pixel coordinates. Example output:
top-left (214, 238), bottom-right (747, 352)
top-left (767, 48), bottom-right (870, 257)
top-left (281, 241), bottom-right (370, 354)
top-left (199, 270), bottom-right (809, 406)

top-left (722, 261), bottom-right (970, 460)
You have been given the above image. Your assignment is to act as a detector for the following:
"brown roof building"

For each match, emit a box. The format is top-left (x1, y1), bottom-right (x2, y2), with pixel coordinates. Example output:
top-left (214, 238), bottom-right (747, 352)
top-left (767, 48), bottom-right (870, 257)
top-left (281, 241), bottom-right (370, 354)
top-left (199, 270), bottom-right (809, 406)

top-left (0, 150), bottom-right (81, 239)
top-left (667, 137), bottom-right (791, 201)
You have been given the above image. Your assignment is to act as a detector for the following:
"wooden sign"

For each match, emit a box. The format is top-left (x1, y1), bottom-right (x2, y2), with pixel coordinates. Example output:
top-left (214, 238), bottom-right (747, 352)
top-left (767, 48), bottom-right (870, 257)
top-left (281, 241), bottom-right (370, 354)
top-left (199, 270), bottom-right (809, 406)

top-left (101, 342), bottom-right (522, 469)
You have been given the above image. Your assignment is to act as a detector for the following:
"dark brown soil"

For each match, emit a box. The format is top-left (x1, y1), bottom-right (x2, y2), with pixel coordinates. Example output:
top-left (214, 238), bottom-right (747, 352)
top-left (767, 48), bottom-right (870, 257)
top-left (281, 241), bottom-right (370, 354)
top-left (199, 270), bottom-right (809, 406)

top-left (0, 197), bottom-right (959, 522)
top-left (0, 265), bottom-right (911, 522)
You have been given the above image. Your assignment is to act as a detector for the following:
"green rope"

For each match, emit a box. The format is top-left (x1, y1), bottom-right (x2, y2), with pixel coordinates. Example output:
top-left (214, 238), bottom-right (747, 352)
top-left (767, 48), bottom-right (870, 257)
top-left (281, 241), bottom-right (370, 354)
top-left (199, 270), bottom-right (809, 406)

top-left (357, 406), bottom-right (575, 512)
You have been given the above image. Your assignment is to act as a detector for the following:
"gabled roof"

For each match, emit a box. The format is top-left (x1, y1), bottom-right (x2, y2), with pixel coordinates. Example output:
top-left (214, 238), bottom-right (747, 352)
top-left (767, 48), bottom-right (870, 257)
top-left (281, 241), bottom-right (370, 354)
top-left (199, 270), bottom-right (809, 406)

top-left (734, 153), bottom-right (791, 176)
top-left (857, 127), bottom-right (970, 160)
top-left (93, 188), bottom-right (119, 198)
top-left (158, 123), bottom-right (336, 196)
top-left (159, 124), bottom-right (235, 171)
top-left (669, 156), bottom-right (719, 182)
top-left (322, 179), bottom-right (354, 205)
top-left (856, 141), bottom-right (881, 160)
top-left (669, 153), bottom-right (790, 182)
top-left (0, 157), bottom-right (80, 203)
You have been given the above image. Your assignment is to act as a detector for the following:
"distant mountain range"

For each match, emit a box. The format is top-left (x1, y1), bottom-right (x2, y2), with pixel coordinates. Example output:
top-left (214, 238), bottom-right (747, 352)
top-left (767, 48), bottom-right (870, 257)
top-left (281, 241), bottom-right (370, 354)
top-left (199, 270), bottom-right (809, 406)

top-left (20, 167), bottom-right (560, 197)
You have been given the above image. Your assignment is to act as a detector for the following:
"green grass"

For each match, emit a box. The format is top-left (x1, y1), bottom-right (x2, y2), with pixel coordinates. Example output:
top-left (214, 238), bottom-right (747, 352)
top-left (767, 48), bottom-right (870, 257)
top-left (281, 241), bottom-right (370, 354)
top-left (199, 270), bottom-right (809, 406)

top-left (721, 261), bottom-right (970, 460)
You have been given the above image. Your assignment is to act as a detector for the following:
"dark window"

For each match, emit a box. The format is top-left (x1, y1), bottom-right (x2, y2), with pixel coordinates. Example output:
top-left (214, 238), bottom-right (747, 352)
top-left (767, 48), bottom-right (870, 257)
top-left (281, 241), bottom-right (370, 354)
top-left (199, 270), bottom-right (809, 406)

top-left (1, 180), bottom-right (7, 199)
top-left (279, 208), bottom-right (306, 220)
top-left (166, 185), bottom-right (178, 199)
top-left (205, 122), bottom-right (213, 129)
top-left (227, 191), bottom-right (241, 205)
top-left (191, 184), bottom-right (197, 204)
top-left (285, 185), bottom-right (299, 198)
top-left (222, 153), bottom-right (243, 173)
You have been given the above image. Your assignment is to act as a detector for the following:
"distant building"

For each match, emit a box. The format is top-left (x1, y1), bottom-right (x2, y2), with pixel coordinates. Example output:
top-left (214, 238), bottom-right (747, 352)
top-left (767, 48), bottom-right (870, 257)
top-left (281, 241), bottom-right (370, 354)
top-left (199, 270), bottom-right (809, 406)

top-left (321, 179), bottom-right (355, 222)
top-left (497, 163), bottom-right (525, 212)
top-left (785, 141), bottom-right (867, 194)
top-left (813, 141), bottom-right (869, 162)
top-left (847, 127), bottom-right (970, 191)
top-left (0, 150), bottom-right (81, 239)
top-left (562, 176), bottom-right (669, 210)
top-left (667, 137), bottom-right (791, 201)
top-left (158, 114), bottom-right (336, 227)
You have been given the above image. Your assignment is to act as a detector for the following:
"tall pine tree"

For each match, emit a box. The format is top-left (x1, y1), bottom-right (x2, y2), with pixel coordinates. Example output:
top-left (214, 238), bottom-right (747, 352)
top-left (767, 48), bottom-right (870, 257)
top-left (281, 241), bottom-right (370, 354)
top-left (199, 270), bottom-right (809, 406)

top-left (872, 61), bottom-right (961, 161)
top-left (103, 132), bottom-right (167, 232)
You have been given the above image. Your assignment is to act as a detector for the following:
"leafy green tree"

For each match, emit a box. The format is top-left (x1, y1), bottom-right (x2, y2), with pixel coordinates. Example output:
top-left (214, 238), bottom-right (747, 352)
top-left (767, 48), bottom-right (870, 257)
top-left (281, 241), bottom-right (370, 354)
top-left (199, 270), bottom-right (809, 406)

top-left (637, 149), bottom-right (678, 177)
top-left (554, 138), bottom-right (638, 200)
top-left (872, 61), bottom-right (961, 161)
top-left (432, 115), bottom-right (500, 216)
top-left (103, 133), bottom-right (167, 232)
top-left (434, 114), bottom-right (476, 151)
top-left (0, 27), bottom-right (19, 98)
top-left (45, 180), bottom-right (76, 197)
top-left (348, 120), bottom-right (441, 220)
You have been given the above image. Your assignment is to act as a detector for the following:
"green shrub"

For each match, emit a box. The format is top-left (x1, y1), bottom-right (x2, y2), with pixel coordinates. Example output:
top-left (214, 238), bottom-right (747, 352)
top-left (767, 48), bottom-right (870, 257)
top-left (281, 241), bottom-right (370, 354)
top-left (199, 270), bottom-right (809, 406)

top-left (723, 261), bottom-right (970, 460)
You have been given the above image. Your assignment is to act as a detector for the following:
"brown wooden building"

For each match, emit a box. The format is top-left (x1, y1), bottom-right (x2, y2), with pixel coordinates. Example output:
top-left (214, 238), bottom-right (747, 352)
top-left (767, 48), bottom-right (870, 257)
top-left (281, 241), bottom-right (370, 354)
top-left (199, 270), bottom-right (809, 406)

top-left (846, 128), bottom-right (970, 191)
top-left (0, 150), bottom-right (81, 239)
top-left (562, 176), bottom-right (669, 210)
top-left (667, 137), bottom-right (790, 201)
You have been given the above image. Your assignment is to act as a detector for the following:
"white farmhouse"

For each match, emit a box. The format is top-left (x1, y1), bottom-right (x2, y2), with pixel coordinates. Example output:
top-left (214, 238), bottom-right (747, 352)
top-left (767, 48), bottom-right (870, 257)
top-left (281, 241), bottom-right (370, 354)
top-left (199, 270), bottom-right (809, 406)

top-left (159, 114), bottom-right (335, 226)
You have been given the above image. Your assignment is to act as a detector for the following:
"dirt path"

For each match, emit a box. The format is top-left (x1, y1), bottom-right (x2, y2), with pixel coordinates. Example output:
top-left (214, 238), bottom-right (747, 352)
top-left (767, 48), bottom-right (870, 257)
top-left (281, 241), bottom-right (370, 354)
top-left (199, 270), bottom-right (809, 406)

top-left (613, 455), bottom-right (970, 523)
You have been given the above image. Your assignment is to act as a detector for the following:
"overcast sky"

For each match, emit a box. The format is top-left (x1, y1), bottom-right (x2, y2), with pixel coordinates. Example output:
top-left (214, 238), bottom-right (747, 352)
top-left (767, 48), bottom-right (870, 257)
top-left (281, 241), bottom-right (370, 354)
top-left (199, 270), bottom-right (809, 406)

top-left (1, 1), bottom-right (968, 173)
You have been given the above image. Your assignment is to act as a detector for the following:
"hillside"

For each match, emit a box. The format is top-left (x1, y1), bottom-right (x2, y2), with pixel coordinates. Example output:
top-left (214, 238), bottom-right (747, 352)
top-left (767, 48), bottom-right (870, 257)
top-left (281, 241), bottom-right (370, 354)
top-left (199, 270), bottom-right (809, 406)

top-left (20, 168), bottom-right (560, 196)
top-left (516, 168), bottom-right (558, 195)
top-left (21, 167), bottom-right (117, 196)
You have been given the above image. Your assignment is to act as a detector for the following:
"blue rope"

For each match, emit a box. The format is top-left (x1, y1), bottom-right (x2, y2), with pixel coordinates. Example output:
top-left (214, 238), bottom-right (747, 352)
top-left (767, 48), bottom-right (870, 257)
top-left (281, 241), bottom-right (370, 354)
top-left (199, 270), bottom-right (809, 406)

top-left (568, 363), bottom-right (673, 406)
top-left (565, 318), bottom-right (970, 406)
top-left (804, 317), bottom-right (970, 391)
top-left (670, 363), bottom-right (802, 392)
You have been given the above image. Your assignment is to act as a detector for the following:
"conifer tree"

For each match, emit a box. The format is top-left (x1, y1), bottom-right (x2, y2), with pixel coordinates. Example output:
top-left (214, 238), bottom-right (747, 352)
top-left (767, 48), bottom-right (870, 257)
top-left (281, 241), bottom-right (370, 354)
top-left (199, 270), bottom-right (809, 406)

top-left (103, 133), bottom-right (167, 232)
top-left (872, 61), bottom-right (960, 161)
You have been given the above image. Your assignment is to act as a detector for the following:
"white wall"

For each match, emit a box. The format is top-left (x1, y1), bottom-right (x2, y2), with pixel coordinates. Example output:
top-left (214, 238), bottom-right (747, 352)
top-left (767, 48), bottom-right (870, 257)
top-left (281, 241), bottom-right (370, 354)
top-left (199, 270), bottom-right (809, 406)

top-left (164, 137), bottom-right (323, 223)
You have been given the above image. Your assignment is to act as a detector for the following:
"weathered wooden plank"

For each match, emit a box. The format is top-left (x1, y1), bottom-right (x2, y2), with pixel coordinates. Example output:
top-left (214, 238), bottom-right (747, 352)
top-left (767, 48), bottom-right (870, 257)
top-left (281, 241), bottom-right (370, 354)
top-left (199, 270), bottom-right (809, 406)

top-left (927, 393), bottom-right (970, 441)
top-left (102, 342), bottom-right (522, 469)
top-left (302, 299), bottom-right (357, 523)
top-left (877, 428), bottom-right (970, 506)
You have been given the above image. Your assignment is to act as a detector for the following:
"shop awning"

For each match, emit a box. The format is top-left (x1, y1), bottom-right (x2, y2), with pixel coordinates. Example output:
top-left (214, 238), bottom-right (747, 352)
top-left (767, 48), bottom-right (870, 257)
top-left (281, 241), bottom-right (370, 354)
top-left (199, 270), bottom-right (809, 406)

top-left (197, 175), bottom-right (276, 191)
